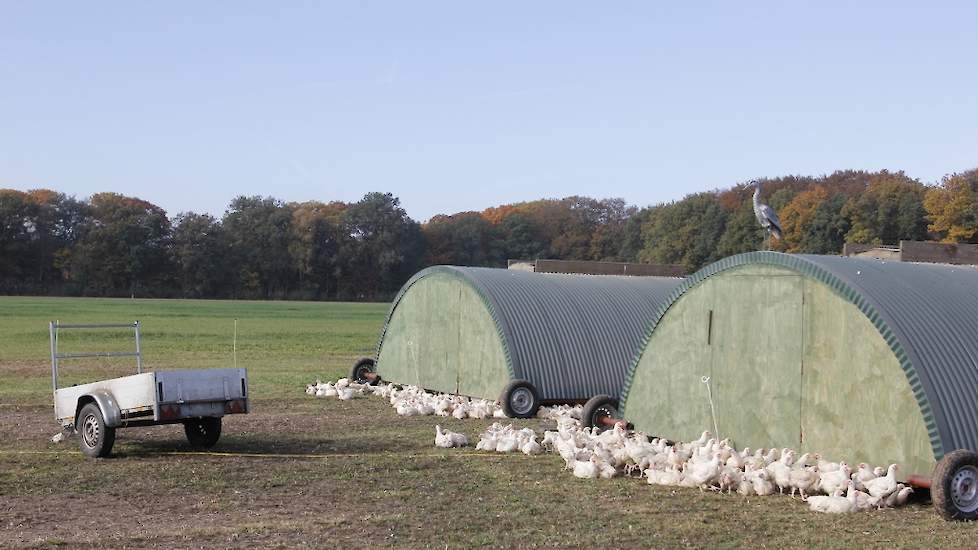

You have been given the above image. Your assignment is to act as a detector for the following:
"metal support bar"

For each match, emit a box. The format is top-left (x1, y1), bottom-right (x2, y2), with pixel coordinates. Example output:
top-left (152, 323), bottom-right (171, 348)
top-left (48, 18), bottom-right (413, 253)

top-left (49, 321), bottom-right (58, 396)
top-left (51, 323), bottom-right (138, 329)
top-left (56, 351), bottom-right (141, 359)
top-left (49, 320), bottom-right (144, 393)
top-left (134, 320), bottom-right (142, 373)
top-left (907, 474), bottom-right (932, 489)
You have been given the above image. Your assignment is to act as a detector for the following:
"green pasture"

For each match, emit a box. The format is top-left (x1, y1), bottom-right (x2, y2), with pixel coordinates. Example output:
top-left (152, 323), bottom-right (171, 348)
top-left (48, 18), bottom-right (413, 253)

top-left (0, 296), bottom-right (388, 406)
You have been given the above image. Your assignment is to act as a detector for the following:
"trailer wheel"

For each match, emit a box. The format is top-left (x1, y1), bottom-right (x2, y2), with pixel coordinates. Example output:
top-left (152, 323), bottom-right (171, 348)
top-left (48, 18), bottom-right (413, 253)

top-left (350, 357), bottom-right (379, 385)
top-left (582, 395), bottom-right (619, 430)
top-left (933, 449), bottom-right (978, 521)
top-left (77, 403), bottom-right (115, 458)
top-left (184, 417), bottom-right (222, 449)
top-left (500, 379), bottom-right (540, 418)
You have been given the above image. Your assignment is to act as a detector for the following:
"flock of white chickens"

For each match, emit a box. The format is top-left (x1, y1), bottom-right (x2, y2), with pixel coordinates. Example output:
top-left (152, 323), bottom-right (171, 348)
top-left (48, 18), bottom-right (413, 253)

top-left (306, 378), bottom-right (914, 514)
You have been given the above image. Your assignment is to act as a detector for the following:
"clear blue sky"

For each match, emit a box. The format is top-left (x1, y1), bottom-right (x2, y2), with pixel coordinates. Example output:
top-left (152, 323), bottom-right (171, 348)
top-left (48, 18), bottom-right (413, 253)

top-left (2, 2), bottom-right (976, 221)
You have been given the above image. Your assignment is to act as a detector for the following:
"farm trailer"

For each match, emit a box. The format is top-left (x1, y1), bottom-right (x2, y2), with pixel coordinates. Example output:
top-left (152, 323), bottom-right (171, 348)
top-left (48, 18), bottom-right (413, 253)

top-left (51, 321), bottom-right (249, 458)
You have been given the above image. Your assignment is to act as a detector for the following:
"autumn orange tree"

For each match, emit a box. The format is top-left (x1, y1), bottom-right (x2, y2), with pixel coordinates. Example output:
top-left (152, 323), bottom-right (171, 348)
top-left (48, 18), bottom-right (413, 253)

top-left (924, 169), bottom-right (978, 243)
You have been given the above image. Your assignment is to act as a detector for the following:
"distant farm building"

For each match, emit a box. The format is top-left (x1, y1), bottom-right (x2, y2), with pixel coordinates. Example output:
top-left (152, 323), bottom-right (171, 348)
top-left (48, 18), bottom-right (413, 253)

top-left (844, 240), bottom-right (978, 265)
top-left (507, 258), bottom-right (686, 277)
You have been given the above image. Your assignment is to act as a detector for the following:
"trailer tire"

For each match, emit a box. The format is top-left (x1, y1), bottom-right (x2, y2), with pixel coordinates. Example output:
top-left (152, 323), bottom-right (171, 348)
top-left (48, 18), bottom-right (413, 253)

top-left (77, 402), bottom-right (115, 458)
top-left (351, 357), bottom-right (379, 385)
top-left (500, 379), bottom-right (540, 418)
top-left (184, 417), bottom-right (222, 449)
top-left (582, 395), bottom-right (619, 431)
top-left (933, 449), bottom-right (978, 521)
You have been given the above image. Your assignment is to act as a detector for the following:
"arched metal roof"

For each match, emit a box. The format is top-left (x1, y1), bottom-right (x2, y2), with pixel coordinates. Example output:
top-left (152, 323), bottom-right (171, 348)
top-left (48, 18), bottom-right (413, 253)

top-left (620, 251), bottom-right (978, 460)
top-left (378, 266), bottom-right (682, 401)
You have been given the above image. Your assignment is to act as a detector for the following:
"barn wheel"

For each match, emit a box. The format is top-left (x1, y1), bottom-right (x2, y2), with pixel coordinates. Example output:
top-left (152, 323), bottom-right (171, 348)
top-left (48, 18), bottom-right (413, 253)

top-left (77, 403), bottom-right (116, 458)
top-left (184, 417), bottom-right (222, 449)
top-left (933, 449), bottom-right (978, 521)
top-left (582, 394), bottom-right (619, 431)
top-left (500, 379), bottom-right (540, 418)
top-left (350, 357), bottom-right (379, 385)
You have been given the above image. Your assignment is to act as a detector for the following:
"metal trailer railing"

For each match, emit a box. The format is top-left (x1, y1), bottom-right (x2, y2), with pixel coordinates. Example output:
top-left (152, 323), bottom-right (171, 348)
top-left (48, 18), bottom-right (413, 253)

top-left (49, 321), bottom-right (143, 406)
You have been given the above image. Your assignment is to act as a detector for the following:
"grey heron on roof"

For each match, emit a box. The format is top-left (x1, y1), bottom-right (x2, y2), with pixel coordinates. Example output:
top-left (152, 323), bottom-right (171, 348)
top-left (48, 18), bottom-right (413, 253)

top-left (752, 180), bottom-right (782, 248)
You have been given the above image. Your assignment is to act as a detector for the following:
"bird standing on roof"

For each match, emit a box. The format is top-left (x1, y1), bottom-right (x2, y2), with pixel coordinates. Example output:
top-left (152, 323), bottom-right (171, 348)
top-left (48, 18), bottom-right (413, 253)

top-left (752, 180), bottom-right (783, 250)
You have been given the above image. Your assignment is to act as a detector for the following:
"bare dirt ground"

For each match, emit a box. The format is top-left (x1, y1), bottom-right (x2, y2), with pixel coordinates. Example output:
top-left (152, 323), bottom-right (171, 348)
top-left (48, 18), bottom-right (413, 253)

top-left (3, 396), bottom-right (977, 549)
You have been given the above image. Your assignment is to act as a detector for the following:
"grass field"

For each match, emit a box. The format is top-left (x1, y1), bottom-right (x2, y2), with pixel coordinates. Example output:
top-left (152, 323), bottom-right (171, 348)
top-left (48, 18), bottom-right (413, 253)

top-left (1, 296), bottom-right (975, 548)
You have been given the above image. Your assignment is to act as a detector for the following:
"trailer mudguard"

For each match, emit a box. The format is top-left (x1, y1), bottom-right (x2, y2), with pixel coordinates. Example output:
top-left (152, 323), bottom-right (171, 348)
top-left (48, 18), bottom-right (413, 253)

top-left (76, 390), bottom-right (122, 428)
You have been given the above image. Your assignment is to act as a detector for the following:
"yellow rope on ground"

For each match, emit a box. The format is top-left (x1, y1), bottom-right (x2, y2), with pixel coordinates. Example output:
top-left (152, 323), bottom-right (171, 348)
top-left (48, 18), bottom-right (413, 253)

top-left (0, 449), bottom-right (535, 460)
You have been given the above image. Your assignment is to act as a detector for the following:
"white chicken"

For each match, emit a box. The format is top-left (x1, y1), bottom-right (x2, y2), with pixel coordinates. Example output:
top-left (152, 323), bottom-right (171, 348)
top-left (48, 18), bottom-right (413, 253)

top-left (852, 463), bottom-right (877, 491)
top-left (788, 464), bottom-right (819, 499)
top-left (682, 454), bottom-right (721, 488)
top-left (852, 488), bottom-right (876, 511)
top-left (884, 485), bottom-right (913, 508)
top-left (495, 433), bottom-right (521, 453)
top-left (521, 436), bottom-right (543, 456)
top-left (767, 450), bottom-right (795, 494)
top-left (863, 464), bottom-right (899, 499)
top-left (816, 454), bottom-right (842, 473)
top-left (808, 482), bottom-right (857, 514)
top-left (748, 468), bottom-right (776, 496)
top-left (817, 462), bottom-right (851, 496)
top-left (646, 466), bottom-right (683, 486)
top-left (395, 402), bottom-right (418, 416)
top-left (573, 457), bottom-right (600, 479)
top-left (434, 425), bottom-right (469, 448)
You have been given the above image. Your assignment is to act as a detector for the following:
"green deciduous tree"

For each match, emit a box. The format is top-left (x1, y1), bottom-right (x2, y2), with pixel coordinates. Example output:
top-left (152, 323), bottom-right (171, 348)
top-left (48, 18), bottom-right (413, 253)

top-left (494, 212), bottom-right (549, 262)
top-left (0, 189), bottom-right (39, 293)
top-left (67, 192), bottom-right (171, 296)
top-left (289, 201), bottom-right (349, 299)
top-left (222, 196), bottom-right (294, 298)
top-left (171, 212), bottom-right (230, 298)
top-left (843, 171), bottom-right (928, 244)
top-left (422, 212), bottom-right (500, 267)
top-left (639, 193), bottom-right (728, 272)
top-left (716, 202), bottom-right (762, 257)
top-left (340, 192), bottom-right (425, 300)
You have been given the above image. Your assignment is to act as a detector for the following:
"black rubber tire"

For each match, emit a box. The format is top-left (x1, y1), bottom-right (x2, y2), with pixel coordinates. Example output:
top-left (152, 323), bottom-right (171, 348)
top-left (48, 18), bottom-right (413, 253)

top-left (350, 357), bottom-right (379, 385)
top-left (932, 449), bottom-right (978, 521)
top-left (499, 379), bottom-right (540, 418)
top-left (582, 394), bottom-right (619, 430)
top-left (184, 417), bottom-right (222, 449)
top-left (77, 402), bottom-right (115, 458)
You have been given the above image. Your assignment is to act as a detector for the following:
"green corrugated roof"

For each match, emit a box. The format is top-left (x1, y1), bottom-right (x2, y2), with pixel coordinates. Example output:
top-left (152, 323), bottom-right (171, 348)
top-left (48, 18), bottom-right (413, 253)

top-left (378, 266), bottom-right (682, 401)
top-left (620, 251), bottom-right (978, 460)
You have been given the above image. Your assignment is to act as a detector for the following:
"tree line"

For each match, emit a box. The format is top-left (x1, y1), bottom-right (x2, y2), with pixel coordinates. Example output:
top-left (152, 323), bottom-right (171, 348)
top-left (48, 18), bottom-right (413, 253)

top-left (1, 167), bottom-right (976, 300)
